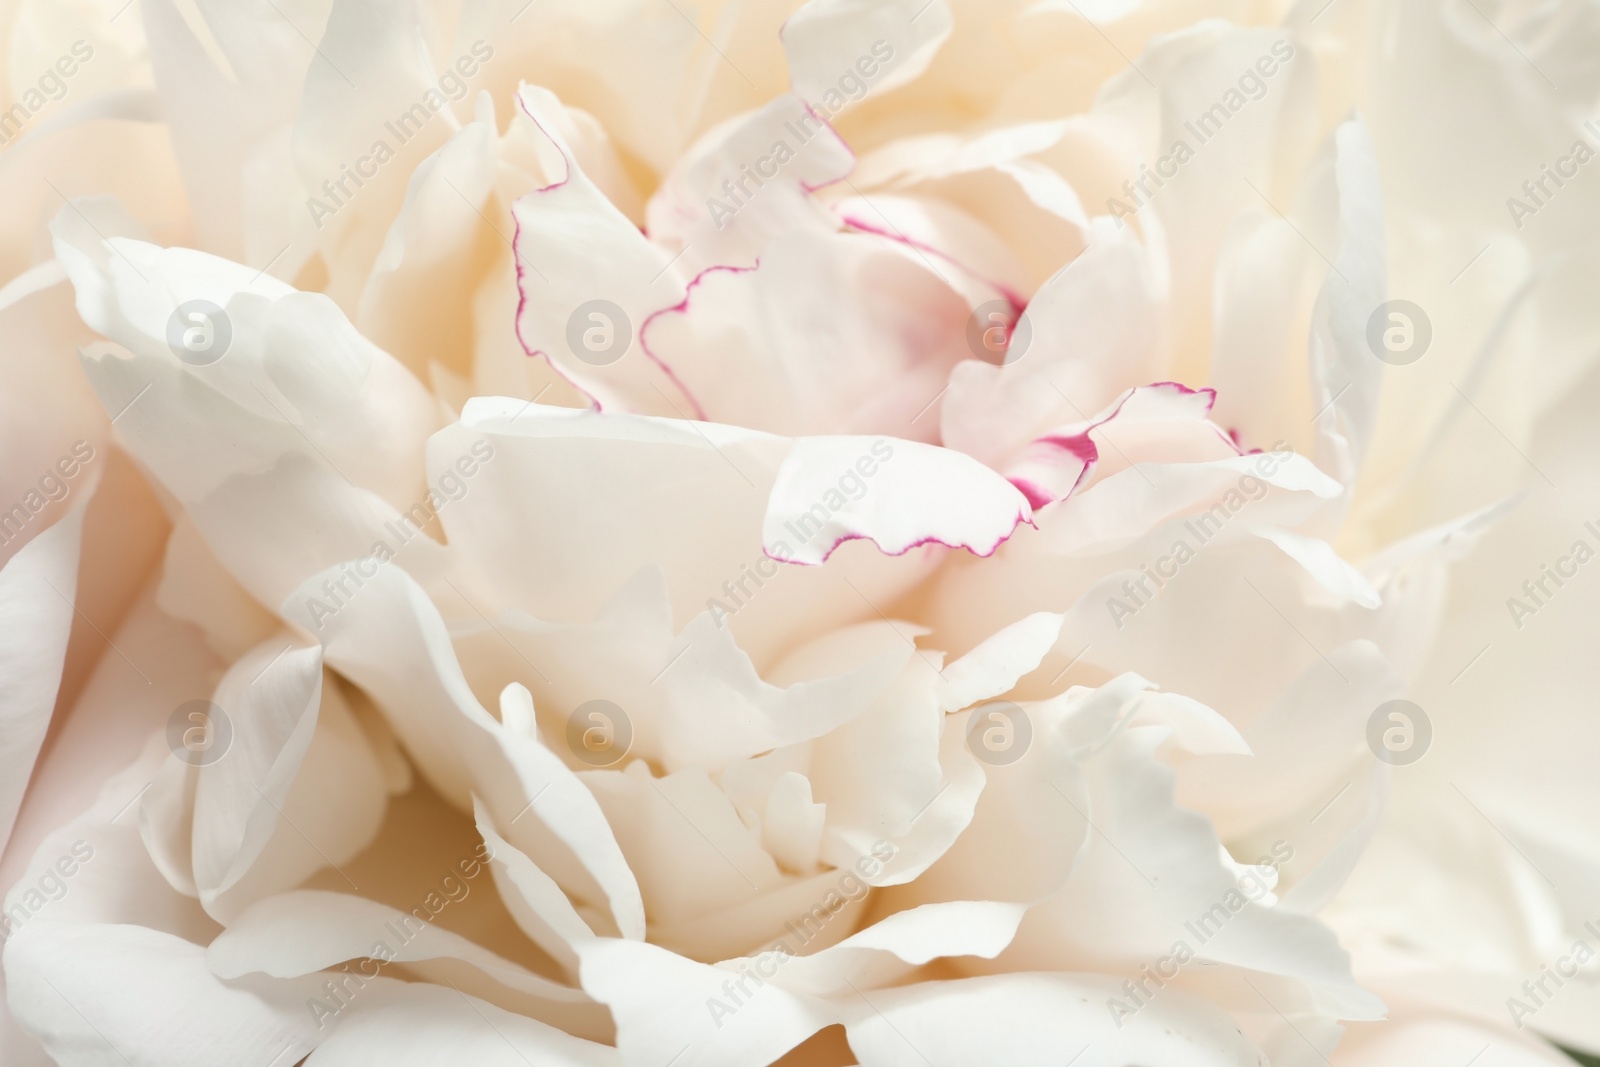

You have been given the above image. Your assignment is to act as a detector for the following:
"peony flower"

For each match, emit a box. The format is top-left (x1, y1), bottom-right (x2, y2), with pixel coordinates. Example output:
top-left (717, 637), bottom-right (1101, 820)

top-left (2, 0), bottom-right (1598, 1065)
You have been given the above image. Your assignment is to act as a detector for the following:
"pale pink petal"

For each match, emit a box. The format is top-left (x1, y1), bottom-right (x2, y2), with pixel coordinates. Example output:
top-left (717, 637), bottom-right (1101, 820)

top-left (940, 223), bottom-right (1166, 469)
top-left (1003, 382), bottom-right (1239, 510)
top-left (642, 231), bottom-right (973, 441)
top-left (646, 94), bottom-right (853, 271)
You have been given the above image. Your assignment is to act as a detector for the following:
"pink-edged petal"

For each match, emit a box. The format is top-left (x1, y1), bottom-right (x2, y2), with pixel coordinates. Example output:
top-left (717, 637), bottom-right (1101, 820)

top-left (640, 230), bottom-right (973, 441)
top-left (831, 192), bottom-right (1026, 309)
top-left (509, 85), bottom-right (697, 417)
top-left (763, 435), bottom-right (1033, 565)
top-left (845, 123), bottom-right (1093, 294)
top-left (431, 399), bottom-right (941, 667)
top-left (940, 222), bottom-right (1166, 469)
top-left (1003, 382), bottom-right (1239, 510)
top-left (646, 94), bottom-right (853, 272)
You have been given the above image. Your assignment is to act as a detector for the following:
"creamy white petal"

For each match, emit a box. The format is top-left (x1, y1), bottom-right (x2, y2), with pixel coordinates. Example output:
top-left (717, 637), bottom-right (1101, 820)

top-left (782, 0), bottom-right (953, 110)
top-left (301, 979), bottom-right (620, 1066)
top-left (842, 972), bottom-right (1268, 1067)
top-left (208, 888), bottom-right (608, 1039)
top-left (0, 494), bottom-right (87, 860)
top-left (646, 94), bottom-right (852, 271)
top-left (508, 85), bottom-right (695, 417)
top-left (283, 562), bottom-right (646, 941)
top-left (763, 435), bottom-right (1032, 565)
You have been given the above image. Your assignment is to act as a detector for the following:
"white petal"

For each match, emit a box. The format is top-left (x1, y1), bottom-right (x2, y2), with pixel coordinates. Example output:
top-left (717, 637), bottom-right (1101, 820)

top-left (283, 563), bottom-right (646, 941)
top-left (1306, 120), bottom-right (1387, 489)
top-left (843, 972), bottom-right (1268, 1067)
top-left (646, 95), bottom-right (852, 270)
top-left (641, 231), bottom-right (973, 441)
top-left (55, 223), bottom-right (444, 609)
top-left (763, 435), bottom-right (1032, 565)
top-left (577, 936), bottom-right (832, 1067)
top-left (5, 923), bottom-right (326, 1067)
top-left (208, 888), bottom-right (607, 1039)
top-left (434, 399), bottom-right (937, 667)
top-left (153, 516), bottom-right (277, 662)
top-left (1333, 1011), bottom-right (1575, 1067)
top-left (301, 979), bottom-right (620, 1066)
top-left (1003, 383), bottom-right (1239, 511)
top-left (191, 641), bottom-right (389, 923)
top-left (1256, 527), bottom-right (1382, 609)
top-left (782, 0), bottom-right (952, 109)
top-left (940, 225), bottom-right (1165, 469)
top-left (508, 85), bottom-right (695, 417)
